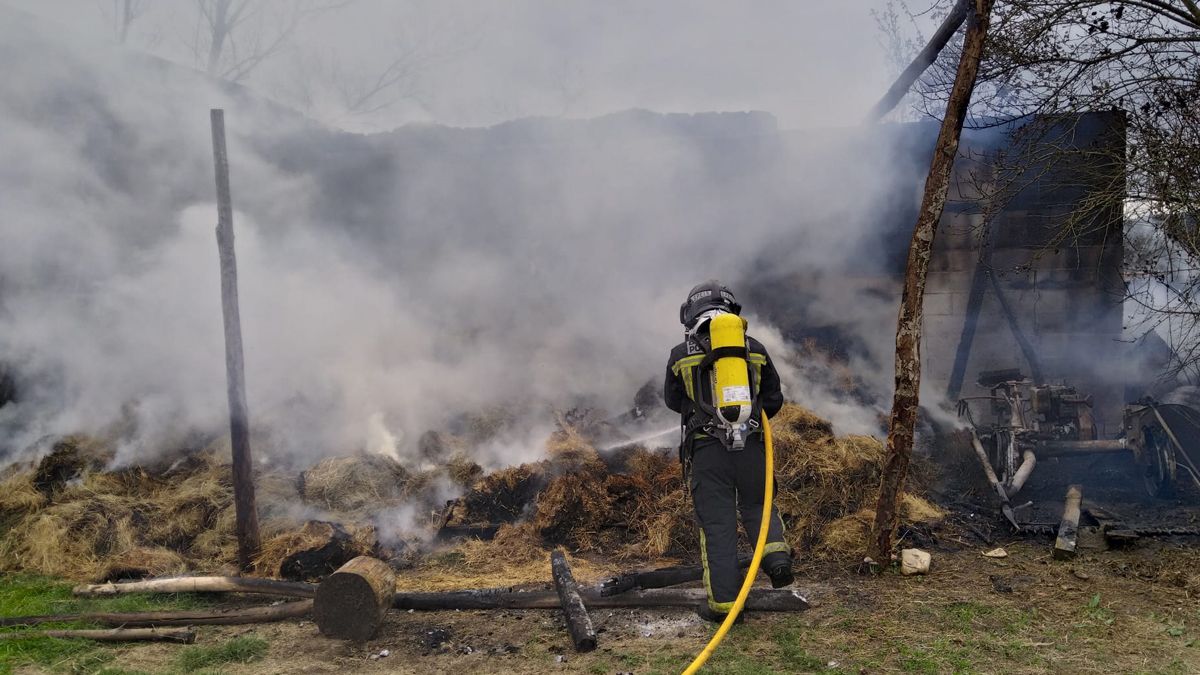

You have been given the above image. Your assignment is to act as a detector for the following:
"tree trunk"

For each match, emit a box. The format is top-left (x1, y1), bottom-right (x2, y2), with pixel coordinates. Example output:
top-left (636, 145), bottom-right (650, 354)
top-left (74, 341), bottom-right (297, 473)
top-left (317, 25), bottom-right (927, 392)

top-left (871, 0), bottom-right (996, 564)
top-left (210, 108), bottom-right (261, 570)
top-left (74, 576), bottom-right (315, 599)
top-left (0, 628), bottom-right (195, 643)
top-left (550, 551), bottom-right (597, 652)
top-left (314, 556), bottom-right (396, 641)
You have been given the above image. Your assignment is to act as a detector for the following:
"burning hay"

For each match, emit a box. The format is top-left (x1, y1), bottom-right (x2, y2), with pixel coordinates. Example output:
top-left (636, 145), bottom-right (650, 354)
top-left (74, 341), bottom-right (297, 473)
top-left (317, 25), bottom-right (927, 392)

top-left (300, 454), bottom-right (408, 512)
top-left (0, 402), bottom-right (945, 584)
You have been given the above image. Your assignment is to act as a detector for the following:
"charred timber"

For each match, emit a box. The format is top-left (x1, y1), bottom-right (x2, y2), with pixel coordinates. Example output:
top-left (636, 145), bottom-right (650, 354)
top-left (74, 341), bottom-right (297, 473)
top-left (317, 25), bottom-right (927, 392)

top-left (550, 551), bottom-right (597, 652)
top-left (600, 557), bottom-right (752, 596)
top-left (392, 588), bottom-right (809, 611)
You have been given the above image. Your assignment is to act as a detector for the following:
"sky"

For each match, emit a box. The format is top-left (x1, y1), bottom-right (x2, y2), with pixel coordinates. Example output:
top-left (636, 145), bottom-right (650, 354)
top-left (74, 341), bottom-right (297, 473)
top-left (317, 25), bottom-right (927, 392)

top-left (6, 0), bottom-right (916, 130)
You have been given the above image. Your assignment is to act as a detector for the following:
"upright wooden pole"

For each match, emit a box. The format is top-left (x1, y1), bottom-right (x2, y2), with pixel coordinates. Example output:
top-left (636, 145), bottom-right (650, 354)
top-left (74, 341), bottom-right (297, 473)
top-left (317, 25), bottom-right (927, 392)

top-left (210, 108), bottom-right (261, 570)
top-left (870, 0), bottom-right (995, 563)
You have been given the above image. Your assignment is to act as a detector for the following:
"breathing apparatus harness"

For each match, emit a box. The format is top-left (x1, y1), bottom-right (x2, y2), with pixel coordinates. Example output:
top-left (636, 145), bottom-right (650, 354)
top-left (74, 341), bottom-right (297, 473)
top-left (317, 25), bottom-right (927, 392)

top-left (680, 317), bottom-right (763, 452)
top-left (677, 281), bottom-right (762, 454)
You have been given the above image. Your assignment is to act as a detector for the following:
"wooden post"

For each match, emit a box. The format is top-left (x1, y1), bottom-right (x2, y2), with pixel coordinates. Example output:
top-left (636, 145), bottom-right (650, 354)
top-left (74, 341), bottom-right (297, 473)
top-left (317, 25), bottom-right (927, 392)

top-left (0, 628), bottom-right (196, 644)
top-left (1, 600), bottom-right (313, 628)
top-left (314, 556), bottom-right (396, 640)
top-left (75, 575), bottom-right (316, 598)
top-left (1053, 485), bottom-right (1083, 560)
top-left (871, 0), bottom-right (996, 563)
top-left (866, 0), bottom-right (969, 122)
top-left (210, 108), bottom-right (261, 570)
top-left (550, 550), bottom-right (597, 653)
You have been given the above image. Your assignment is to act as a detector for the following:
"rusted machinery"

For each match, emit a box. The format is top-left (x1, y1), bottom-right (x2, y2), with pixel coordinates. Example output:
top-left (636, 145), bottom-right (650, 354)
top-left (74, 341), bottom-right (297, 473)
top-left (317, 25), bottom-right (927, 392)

top-left (957, 369), bottom-right (1200, 528)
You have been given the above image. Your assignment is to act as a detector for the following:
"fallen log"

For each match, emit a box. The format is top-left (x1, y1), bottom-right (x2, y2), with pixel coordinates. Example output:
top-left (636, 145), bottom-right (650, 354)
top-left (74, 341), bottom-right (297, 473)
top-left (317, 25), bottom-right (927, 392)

top-left (74, 577), bottom-right (316, 599)
top-left (600, 557), bottom-right (751, 596)
top-left (393, 587), bottom-right (809, 611)
top-left (550, 551), bottom-right (597, 653)
top-left (314, 556), bottom-right (396, 640)
top-left (0, 627), bottom-right (196, 643)
top-left (1054, 485), bottom-right (1083, 560)
top-left (0, 600), bottom-right (313, 628)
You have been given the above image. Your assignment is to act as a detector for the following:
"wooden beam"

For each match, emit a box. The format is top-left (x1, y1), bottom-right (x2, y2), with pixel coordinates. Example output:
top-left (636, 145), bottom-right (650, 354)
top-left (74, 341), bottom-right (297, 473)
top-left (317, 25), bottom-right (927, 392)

top-left (866, 0), bottom-right (969, 122)
top-left (314, 556), bottom-right (396, 641)
top-left (550, 551), bottom-right (597, 653)
top-left (0, 600), bottom-right (312, 628)
top-left (210, 107), bottom-right (261, 570)
top-left (1054, 485), bottom-right (1083, 560)
top-left (392, 587), bottom-right (809, 611)
top-left (74, 576), bottom-right (316, 598)
top-left (0, 628), bottom-right (195, 643)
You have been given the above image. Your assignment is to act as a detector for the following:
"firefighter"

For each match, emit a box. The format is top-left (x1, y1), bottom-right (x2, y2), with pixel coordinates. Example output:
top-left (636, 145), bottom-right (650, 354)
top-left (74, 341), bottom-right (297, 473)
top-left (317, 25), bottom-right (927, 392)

top-left (664, 280), bottom-right (794, 623)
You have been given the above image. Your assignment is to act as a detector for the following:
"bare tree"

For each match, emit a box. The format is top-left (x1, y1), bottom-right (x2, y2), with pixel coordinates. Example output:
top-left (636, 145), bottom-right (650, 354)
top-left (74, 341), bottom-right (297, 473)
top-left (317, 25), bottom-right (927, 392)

top-left (98, 0), bottom-right (149, 44)
top-left (908, 0), bottom-right (1200, 382)
top-left (871, 0), bottom-right (996, 564)
top-left (188, 0), bottom-right (351, 82)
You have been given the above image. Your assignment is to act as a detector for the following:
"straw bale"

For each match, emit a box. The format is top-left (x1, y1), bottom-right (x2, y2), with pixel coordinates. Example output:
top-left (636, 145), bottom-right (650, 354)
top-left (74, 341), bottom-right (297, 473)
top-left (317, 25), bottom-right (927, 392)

top-left (443, 463), bottom-right (546, 527)
top-left (445, 453), bottom-right (484, 487)
top-left (531, 466), bottom-right (612, 550)
top-left (301, 454), bottom-right (409, 512)
top-left (399, 523), bottom-right (616, 592)
top-left (0, 469), bottom-right (45, 514)
top-left (818, 509), bottom-right (875, 556)
top-left (900, 493), bottom-right (945, 524)
top-left (545, 425), bottom-right (605, 472)
top-left (97, 546), bottom-right (189, 582)
top-left (255, 520), bottom-right (372, 580)
top-left (31, 435), bottom-right (113, 496)
top-left (2, 494), bottom-right (140, 579)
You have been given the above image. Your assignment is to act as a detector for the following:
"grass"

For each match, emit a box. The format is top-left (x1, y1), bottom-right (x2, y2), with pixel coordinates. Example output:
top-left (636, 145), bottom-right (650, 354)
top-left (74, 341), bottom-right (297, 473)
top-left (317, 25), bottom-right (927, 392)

top-left (176, 636), bottom-right (268, 672)
top-left (0, 574), bottom-right (213, 675)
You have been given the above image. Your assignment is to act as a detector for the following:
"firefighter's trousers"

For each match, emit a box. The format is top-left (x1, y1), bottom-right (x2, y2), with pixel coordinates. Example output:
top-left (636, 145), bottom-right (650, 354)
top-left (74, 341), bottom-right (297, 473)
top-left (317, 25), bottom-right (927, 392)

top-left (688, 434), bottom-right (790, 613)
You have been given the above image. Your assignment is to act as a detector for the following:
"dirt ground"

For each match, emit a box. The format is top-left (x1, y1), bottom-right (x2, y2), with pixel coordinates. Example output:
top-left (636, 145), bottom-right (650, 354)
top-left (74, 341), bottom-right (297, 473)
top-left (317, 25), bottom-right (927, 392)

top-left (27, 537), bottom-right (1198, 675)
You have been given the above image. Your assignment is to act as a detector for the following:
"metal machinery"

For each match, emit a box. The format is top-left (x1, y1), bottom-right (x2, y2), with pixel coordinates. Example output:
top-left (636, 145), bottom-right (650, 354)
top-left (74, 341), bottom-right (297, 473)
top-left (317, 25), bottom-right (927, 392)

top-left (957, 369), bottom-right (1200, 527)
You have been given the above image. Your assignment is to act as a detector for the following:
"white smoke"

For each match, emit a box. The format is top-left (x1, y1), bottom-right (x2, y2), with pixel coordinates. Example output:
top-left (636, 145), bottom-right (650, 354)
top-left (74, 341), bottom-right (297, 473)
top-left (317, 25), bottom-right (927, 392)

top-left (0, 3), bottom-right (917, 469)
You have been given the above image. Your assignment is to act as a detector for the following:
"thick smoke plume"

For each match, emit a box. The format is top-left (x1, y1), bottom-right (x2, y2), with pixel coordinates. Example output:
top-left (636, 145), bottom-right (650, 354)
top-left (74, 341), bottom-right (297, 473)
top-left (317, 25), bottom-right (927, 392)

top-left (0, 5), bottom-right (917, 469)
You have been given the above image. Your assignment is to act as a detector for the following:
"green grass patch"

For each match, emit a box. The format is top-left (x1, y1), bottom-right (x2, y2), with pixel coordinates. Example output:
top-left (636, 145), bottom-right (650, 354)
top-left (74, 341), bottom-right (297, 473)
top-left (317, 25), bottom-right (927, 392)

top-left (0, 574), bottom-right (214, 675)
top-left (176, 636), bottom-right (267, 673)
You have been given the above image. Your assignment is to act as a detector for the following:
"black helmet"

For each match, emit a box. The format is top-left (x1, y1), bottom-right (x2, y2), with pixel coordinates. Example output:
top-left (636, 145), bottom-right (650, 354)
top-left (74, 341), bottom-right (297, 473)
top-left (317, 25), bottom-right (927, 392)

top-left (679, 280), bottom-right (741, 328)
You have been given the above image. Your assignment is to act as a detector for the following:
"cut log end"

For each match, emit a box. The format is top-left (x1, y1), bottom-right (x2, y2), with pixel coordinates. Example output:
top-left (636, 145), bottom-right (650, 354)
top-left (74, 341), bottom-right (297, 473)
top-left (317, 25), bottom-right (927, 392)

top-left (314, 556), bottom-right (396, 641)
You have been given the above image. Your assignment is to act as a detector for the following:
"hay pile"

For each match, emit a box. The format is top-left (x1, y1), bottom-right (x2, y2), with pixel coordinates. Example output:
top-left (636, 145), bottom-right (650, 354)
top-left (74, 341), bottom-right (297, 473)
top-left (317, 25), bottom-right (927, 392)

top-left (444, 403), bottom-right (944, 562)
top-left (0, 402), bottom-right (944, 584)
top-left (0, 440), bottom-right (250, 580)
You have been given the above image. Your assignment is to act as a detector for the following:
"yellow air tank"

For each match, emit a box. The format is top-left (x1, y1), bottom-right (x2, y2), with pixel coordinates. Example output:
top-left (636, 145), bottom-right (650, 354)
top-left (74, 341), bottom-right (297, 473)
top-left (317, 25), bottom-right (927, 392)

top-left (709, 312), bottom-right (752, 426)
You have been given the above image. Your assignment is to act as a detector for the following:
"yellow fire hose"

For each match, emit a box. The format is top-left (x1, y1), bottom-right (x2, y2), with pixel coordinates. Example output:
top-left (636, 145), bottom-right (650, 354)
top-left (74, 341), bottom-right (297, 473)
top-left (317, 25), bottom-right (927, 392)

top-left (681, 414), bottom-right (775, 675)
